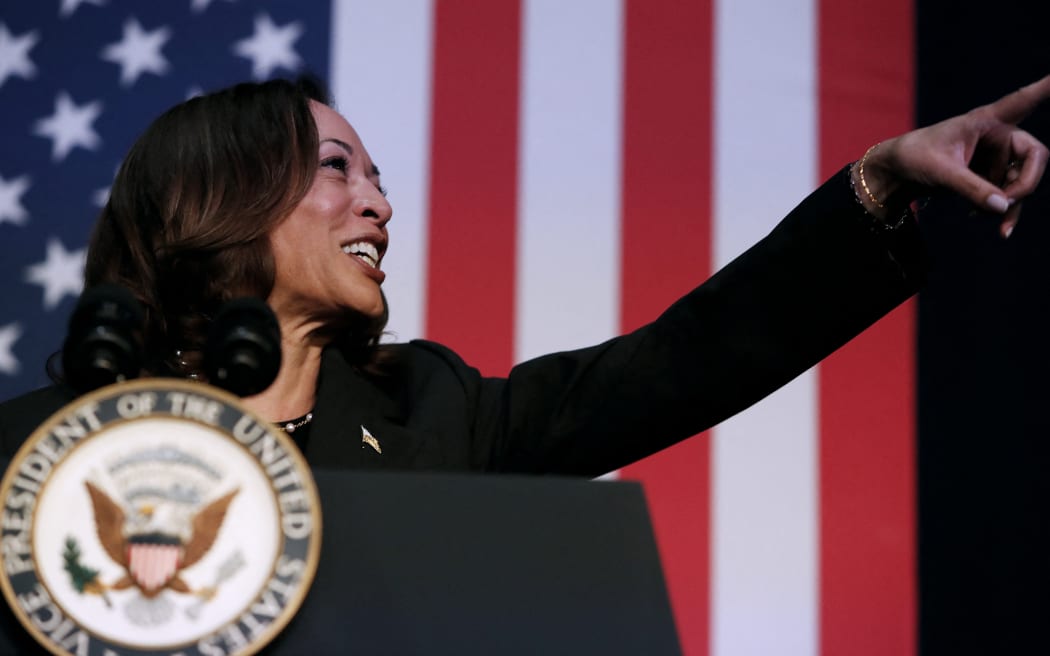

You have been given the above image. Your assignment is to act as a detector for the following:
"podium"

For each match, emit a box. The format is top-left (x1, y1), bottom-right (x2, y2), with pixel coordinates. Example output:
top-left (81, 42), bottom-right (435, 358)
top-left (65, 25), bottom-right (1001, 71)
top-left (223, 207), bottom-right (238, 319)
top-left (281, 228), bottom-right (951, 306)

top-left (1, 469), bottom-right (681, 655)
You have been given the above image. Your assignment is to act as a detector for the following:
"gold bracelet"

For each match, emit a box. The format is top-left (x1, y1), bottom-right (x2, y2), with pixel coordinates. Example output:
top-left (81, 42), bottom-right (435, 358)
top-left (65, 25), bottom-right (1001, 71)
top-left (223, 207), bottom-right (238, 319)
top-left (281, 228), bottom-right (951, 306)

top-left (858, 143), bottom-right (884, 209)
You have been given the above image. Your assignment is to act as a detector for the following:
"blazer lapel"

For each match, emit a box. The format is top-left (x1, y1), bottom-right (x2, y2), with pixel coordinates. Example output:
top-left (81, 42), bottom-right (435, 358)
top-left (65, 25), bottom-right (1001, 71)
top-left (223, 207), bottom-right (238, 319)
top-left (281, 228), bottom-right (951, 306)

top-left (307, 347), bottom-right (429, 470)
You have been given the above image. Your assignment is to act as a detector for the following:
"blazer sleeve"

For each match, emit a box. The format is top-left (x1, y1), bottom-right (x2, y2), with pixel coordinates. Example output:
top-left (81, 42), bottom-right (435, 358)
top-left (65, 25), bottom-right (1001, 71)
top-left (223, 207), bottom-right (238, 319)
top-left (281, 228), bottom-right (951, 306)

top-left (415, 166), bottom-right (924, 477)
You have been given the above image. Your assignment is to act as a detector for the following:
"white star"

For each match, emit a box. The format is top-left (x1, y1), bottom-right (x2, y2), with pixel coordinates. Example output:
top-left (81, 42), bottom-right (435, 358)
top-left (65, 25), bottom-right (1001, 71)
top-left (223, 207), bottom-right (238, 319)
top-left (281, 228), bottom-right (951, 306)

top-left (0, 323), bottom-right (22, 376)
top-left (33, 92), bottom-right (103, 162)
top-left (100, 18), bottom-right (171, 87)
top-left (191, 0), bottom-right (235, 14)
top-left (59, 0), bottom-right (107, 18)
top-left (0, 23), bottom-right (38, 88)
top-left (232, 13), bottom-right (303, 79)
top-left (0, 174), bottom-right (31, 226)
top-left (25, 238), bottom-right (86, 310)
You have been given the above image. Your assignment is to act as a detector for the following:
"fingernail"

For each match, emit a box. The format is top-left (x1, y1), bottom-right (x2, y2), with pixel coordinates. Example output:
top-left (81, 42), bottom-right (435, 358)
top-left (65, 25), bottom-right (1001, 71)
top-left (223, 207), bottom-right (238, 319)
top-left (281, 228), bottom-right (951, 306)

top-left (987, 194), bottom-right (1010, 213)
top-left (1004, 223), bottom-right (1015, 238)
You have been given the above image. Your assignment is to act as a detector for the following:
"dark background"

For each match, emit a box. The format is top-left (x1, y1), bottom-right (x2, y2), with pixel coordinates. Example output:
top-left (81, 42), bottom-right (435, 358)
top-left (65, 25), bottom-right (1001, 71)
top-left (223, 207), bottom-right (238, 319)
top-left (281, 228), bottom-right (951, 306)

top-left (917, 0), bottom-right (1050, 652)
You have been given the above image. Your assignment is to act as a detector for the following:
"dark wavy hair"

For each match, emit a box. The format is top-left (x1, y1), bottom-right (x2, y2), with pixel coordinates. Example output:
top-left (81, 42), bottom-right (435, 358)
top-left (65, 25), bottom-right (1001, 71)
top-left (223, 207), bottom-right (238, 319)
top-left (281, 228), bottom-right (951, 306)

top-left (83, 78), bottom-right (388, 378)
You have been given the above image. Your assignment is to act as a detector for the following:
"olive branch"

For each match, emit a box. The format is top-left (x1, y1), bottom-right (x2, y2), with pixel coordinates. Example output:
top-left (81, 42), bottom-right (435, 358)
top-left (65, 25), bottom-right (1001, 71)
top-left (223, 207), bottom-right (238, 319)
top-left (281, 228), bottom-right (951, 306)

top-left (62, 536), bottom-right (111, 608)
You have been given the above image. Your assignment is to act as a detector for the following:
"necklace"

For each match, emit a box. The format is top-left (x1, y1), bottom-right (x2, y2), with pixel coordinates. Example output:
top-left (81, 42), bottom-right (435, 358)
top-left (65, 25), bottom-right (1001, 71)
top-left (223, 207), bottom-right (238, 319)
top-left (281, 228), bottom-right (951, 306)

top-left (278, 411), bottom-right (314, 433)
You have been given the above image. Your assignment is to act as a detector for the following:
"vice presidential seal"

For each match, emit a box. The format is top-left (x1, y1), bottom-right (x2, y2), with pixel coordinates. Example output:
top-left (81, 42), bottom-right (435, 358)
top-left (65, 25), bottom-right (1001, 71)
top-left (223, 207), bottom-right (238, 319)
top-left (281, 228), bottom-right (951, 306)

top-left (0, 380), bottom-right (322, 655)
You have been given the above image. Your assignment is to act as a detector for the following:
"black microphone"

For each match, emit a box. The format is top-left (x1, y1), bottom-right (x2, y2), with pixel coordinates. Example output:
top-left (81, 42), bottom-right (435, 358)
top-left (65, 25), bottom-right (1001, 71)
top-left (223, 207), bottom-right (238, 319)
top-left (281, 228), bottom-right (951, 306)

top-left (204, 298), bottom-right (281, 397)
top-left (62, 284), bottom-right (146, 394)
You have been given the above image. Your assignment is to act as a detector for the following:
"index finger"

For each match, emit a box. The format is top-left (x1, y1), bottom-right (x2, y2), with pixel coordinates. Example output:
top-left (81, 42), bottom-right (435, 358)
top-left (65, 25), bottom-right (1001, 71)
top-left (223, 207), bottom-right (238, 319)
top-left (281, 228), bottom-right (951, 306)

top-left (987, 74), bottom-right (1050, 124)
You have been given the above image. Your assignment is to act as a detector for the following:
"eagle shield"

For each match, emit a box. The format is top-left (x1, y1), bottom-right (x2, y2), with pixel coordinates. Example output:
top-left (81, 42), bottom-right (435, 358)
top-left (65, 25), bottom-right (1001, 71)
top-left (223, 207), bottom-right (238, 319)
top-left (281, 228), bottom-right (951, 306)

top-left (85, 480), bottom-right (239, 598)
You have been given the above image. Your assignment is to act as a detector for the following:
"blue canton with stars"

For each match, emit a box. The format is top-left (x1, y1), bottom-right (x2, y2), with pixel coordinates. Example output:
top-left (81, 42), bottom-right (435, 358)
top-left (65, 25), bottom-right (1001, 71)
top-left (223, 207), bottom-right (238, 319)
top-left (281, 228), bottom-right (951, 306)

top-left (0, 0), bottom-right (330, 401)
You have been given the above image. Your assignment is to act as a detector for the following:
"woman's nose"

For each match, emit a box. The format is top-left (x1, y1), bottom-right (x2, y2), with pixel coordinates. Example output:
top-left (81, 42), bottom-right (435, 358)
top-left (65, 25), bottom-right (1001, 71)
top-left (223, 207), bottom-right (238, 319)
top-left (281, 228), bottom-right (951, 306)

top-left (353, 187), bottom-right (392, 227)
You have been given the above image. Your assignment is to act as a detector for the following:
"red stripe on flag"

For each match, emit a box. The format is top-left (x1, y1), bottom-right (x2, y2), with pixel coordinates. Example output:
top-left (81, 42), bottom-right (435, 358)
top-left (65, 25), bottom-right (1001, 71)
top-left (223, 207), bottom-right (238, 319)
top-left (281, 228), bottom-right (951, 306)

top-left (818, 1), bottom-right (917, 654)
top-left (618, 1), bottom-right (714, 654)
top-left (425, 0), bottom-right (521, 376)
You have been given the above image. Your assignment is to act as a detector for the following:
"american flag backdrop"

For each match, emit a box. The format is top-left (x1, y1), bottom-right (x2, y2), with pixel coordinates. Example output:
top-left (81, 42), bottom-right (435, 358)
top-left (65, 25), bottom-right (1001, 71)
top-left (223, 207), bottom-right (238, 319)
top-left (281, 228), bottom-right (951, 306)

top-left (1, 1), bottom-right (1048, 655)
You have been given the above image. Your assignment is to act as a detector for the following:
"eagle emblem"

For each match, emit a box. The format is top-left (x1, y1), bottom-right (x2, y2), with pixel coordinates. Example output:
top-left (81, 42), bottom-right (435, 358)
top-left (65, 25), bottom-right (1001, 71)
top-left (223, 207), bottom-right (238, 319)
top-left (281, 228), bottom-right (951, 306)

top-left (70, 481), bottom-right (239, 613)
top-left (2, 380), bottom-right (321, 654)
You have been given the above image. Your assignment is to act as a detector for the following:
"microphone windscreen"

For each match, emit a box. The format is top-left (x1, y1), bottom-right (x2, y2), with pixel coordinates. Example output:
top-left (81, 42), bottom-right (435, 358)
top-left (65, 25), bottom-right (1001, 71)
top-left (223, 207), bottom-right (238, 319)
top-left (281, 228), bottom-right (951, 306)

top-left (204, 297), bottom-right (281, 397)
top-left (62, 284), bottom-right (146, 394)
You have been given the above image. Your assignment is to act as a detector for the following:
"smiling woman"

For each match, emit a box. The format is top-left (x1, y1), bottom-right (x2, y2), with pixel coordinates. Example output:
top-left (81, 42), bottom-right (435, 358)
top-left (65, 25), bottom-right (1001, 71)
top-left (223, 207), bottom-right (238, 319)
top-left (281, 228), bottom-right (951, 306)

top-left (0, 75), bottom-right (1048, 478)
top-left (268, 102), bottom-right (391, 326)
top-left (80, 79), bottom-right (390, 421)
top-left (259, 99), bottom-right (393, 421)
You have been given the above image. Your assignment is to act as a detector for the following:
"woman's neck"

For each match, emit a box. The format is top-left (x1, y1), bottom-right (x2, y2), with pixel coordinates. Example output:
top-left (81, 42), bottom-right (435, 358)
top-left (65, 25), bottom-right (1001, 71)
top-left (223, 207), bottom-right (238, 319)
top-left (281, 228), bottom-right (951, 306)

top-left (241, 320), bottom-right (326, 423)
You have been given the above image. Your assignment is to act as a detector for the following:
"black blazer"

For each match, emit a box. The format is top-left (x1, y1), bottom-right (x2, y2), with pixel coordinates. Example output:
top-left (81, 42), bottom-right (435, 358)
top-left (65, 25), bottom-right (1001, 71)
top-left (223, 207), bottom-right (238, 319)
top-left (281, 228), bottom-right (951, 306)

top-left (0, 167), bottom-right (923, 476)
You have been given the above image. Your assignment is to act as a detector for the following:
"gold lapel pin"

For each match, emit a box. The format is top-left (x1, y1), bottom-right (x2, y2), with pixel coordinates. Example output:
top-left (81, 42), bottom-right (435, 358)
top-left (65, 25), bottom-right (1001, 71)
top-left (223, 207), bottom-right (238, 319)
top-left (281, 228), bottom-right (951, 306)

top-left (361, 425), bottom-right (382, 454)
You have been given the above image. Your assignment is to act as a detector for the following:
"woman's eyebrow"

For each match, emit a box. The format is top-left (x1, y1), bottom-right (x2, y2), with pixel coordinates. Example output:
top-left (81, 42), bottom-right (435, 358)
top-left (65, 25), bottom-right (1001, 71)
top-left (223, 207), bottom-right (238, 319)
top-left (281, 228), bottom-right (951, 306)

top-left (321, 138), bottom-right (354, 156)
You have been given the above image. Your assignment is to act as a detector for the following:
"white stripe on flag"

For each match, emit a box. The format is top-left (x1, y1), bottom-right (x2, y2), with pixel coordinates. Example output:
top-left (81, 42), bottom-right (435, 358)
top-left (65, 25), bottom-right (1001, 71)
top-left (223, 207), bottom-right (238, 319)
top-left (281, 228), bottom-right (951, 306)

top-left (330, 0), bottom-right (435, 343)
top-left (515, 0), bottom-right (624, 363)
top-left (712, 1), bottom-right (819, 655)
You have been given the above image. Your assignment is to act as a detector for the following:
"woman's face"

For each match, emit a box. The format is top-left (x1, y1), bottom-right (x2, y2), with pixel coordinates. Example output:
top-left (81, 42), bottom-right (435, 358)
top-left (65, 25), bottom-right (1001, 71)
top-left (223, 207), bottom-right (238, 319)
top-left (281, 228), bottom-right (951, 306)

top-left (268, 101), bottom-right (392, 328)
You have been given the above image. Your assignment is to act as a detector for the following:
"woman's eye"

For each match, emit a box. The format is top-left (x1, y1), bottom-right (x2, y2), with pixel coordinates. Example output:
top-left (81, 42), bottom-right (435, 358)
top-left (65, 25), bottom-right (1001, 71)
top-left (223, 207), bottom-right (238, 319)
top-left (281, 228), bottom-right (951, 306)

top-left (378, 185), bottom-right (388, 198)
top-left (321, 155), bottom-right (349, 172)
